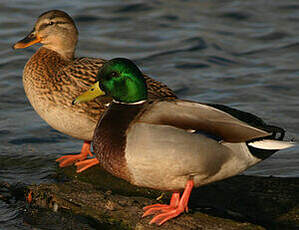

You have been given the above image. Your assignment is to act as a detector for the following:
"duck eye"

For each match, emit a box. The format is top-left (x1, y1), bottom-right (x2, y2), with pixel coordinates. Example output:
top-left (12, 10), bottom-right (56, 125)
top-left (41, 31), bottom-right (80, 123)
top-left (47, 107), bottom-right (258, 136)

top-left (110, 71), bottom-right (118, 78)
top-left (48, 21), bottom-right (54, 25)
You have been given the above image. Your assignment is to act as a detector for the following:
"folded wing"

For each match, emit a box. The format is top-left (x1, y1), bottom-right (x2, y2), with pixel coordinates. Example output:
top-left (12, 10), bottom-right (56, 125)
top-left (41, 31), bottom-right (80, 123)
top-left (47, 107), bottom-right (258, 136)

top-left (140, 100), bottom-right (272, 142)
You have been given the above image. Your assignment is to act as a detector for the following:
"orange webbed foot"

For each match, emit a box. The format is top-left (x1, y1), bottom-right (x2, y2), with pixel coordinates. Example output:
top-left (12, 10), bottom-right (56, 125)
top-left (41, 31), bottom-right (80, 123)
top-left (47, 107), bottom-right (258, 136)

top-left (56, 141), bottom-right (92, 167)
top-left (75, 158), bottom-right (100, 173)
top-left (149, 206), bottom-right (185, 225)
top-left (142, 180), bottom-right (194, 225)
top-left (143, 192), bottom-right (180, 217)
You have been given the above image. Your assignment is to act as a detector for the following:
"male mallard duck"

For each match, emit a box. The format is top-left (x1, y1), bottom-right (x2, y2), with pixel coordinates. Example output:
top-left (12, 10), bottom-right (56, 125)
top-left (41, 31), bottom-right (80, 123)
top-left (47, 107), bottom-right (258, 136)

top-left (73, 58), bottom-right (294, 225)
top-left (12, 10), bottom-right (176, 172)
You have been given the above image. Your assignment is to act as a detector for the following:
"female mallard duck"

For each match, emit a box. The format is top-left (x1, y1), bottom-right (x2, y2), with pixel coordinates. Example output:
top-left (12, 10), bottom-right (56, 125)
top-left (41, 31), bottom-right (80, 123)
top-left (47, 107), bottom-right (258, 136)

top-left (73, 58), bottom-right (294, 225)
top-left (12, 10), bottom-right (176, 171)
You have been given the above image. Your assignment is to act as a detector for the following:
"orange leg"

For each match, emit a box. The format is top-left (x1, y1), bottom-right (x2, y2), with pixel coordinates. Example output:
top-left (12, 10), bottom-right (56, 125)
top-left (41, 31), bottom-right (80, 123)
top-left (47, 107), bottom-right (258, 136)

top-left (56, 141), bottom-right (93, 168)
top-left (142, 180), bottom-right (194, 225)
top-left (75, 158), bottom-right (100, 173)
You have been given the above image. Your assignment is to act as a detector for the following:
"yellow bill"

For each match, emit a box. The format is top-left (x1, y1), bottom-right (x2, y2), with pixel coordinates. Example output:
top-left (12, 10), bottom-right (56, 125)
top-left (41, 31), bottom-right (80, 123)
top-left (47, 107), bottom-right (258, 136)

top-left (72, 82), bottom-right (105, 105)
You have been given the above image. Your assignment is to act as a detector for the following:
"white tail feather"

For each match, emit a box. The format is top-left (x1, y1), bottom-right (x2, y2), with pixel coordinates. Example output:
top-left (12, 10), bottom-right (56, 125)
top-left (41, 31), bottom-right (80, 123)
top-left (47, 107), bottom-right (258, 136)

top-left (248, 140), bottom-right (295, 150)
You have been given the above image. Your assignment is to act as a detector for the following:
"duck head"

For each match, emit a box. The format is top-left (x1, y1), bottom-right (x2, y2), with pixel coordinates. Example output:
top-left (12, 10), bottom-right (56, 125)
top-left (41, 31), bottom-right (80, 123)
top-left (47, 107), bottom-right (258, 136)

top-left (73, 58), bottom-right (148, 104)
top-left (13, 10), bottom-right (78, 60)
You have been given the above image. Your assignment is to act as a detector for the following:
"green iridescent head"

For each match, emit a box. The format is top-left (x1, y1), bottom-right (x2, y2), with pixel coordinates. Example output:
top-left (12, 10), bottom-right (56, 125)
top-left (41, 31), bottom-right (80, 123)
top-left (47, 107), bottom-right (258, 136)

top-left (73, 58), bottom-right (148, 104)
top-left (97, 58), bottom-right (147, 103)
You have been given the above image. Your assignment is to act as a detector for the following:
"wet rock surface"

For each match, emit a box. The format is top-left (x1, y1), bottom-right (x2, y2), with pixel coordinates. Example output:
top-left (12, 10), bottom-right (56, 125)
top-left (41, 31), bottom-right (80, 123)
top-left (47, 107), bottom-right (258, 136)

top-left (1, 166), bottom-right (298, 229)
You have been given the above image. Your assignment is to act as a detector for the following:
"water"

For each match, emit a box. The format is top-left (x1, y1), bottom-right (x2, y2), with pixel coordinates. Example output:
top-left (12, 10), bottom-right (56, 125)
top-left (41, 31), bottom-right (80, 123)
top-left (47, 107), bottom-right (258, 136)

top-left (0, 0), bottom-right (298, 228)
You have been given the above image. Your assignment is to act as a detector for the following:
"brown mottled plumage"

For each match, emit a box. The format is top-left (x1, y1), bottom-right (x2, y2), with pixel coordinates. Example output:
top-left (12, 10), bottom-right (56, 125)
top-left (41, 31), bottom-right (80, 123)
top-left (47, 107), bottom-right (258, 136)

top-left (22, 47), bottom-right (109, 127)
top-left (13, 10), bottom-right (176, 169)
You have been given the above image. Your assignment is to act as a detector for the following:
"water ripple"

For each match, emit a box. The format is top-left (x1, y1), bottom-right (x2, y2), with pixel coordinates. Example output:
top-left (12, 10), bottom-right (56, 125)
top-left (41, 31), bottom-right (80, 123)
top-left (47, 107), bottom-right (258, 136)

top-left (115, 3), bottom-right (153, 13)
top-left (175, 63), bottom-right (209, 70)
top-left (137, 37), bottom-right (207, 62)
top-left (220, 12), bottom-right (251, 20)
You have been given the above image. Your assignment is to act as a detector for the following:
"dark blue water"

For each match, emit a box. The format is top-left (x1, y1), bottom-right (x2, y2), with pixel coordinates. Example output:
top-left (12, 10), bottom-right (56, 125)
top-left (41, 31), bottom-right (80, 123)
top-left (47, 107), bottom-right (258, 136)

top-left (0, 0), bottom-right (298, 229)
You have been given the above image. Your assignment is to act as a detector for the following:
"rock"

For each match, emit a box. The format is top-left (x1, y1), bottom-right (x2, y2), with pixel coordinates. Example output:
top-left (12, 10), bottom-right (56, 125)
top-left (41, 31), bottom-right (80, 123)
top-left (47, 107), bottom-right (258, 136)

top-left (19, 165), bottom-right (298, 229)
top-left (2, 165), bottom-right (298, 229)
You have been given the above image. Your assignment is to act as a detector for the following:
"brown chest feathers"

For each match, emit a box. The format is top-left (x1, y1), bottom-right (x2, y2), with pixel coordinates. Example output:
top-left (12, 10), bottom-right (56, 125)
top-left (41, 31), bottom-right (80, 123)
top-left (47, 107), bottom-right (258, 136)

top-left (93, 102), bottom-right (145, 181)
top-left (23, 47), bottom-right (69, 86)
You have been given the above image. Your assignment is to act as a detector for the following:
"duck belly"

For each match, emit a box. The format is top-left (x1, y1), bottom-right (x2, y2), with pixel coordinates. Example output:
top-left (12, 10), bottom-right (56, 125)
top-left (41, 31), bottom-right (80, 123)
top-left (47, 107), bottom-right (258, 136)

top-left (23, 80), bottom-right (96, 141)
top-left (39, 103), bottom-right (96, 141)
top-left (125, 123), bottom-right (259, 191)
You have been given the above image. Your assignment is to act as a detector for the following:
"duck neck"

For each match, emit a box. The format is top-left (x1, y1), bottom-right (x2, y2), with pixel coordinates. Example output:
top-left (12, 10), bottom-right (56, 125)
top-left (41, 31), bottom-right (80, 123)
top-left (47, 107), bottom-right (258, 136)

top-left (43, 43), bottom-right (76, 60)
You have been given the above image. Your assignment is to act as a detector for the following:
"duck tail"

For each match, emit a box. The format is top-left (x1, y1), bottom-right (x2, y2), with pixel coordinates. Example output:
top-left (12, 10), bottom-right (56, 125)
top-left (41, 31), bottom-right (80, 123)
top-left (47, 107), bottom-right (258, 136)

top-left (246, 124), bottom-right (295, 159)
top-left (248, 139), bottom-right (295, 150)
top-left (263, 124), bottom-right (285, 140)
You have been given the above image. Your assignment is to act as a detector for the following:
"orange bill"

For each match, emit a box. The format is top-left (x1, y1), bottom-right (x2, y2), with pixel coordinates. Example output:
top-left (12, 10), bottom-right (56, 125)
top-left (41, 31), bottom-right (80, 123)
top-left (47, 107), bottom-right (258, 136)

top-left (13, 30), bottom-right (41, 49)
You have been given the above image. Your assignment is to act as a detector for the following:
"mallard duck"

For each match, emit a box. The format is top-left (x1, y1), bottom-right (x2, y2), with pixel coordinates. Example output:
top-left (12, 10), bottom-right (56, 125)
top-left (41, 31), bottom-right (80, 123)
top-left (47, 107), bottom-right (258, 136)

top-left (73, 58), bottom-right (294, 225)
top-left (12, 10), bottom-right (176, 172)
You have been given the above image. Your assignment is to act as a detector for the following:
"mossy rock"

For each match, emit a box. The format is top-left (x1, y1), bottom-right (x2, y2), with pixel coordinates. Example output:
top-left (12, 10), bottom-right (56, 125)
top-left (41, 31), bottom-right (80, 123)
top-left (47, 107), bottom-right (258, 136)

top-left (20, 166), bottom-right (299, 229)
